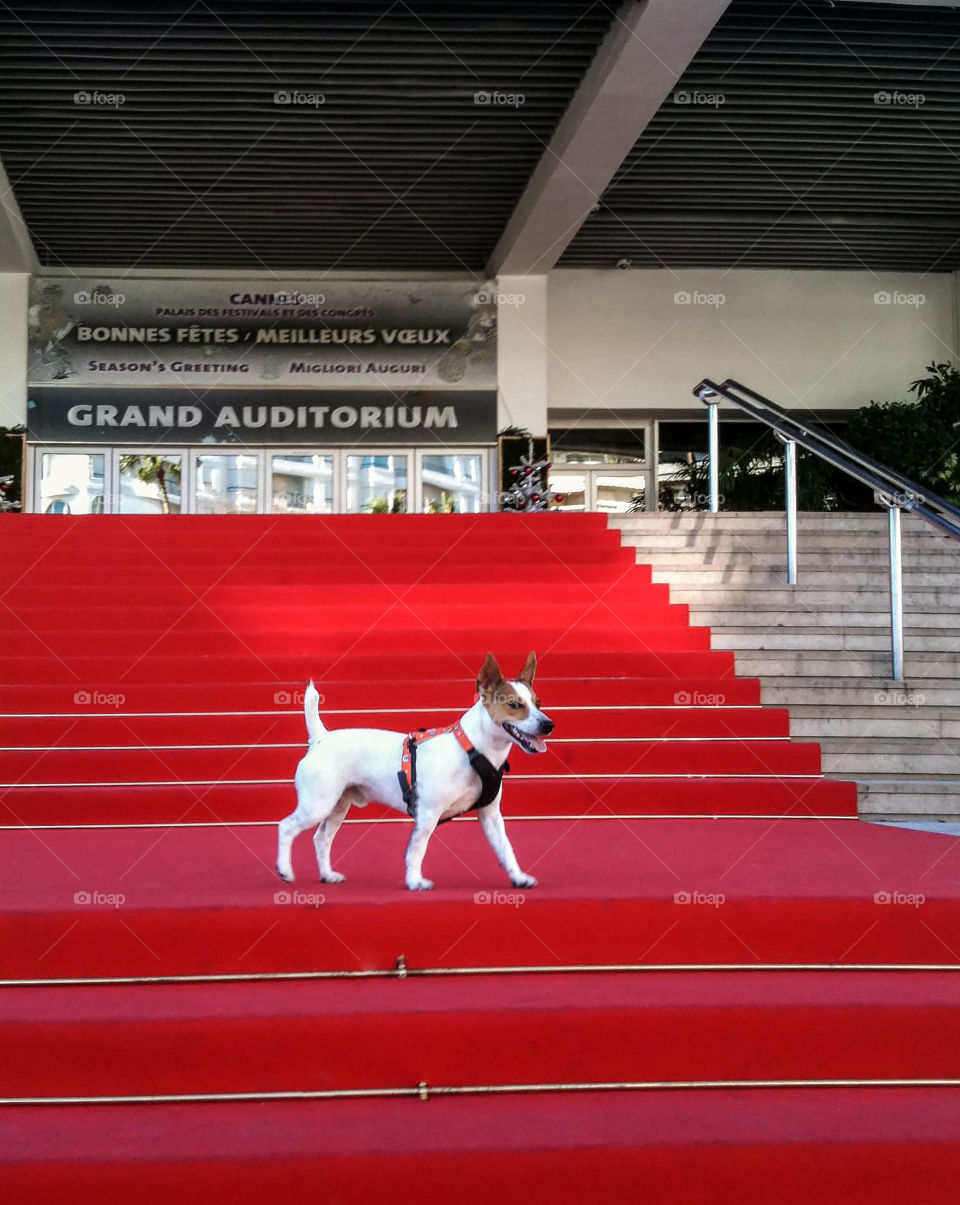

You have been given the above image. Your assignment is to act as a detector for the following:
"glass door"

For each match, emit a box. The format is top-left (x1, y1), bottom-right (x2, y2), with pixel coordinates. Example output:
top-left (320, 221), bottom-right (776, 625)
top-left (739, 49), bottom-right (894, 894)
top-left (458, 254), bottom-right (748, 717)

top-left (416, 449), bottom-right (485, 513)
top-left (194, 452), bottom-right (259, 514)
top-left (270, 453), bottom-right (335, 513)
top-left (113, 450), bottom-right (184, 514)
top-left (345, 451), bottom-right (408, 514)
top-left (37, 451), bottom-right (106, 514)
top-left (32, 445), bottom-right (497, 514)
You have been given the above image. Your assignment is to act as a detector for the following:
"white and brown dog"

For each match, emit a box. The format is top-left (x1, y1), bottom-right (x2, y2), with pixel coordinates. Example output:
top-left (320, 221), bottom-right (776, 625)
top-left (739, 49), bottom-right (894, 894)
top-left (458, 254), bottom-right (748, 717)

top-left (276, 651), bottom-right (553, 891)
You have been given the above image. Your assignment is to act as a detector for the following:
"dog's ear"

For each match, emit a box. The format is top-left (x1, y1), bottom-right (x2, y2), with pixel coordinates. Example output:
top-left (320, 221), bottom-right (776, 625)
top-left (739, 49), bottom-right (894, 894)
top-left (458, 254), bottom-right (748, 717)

top-left (477, 652), bottom-right (502, 697)
top-left (518, 650), bottom-right (537, 687)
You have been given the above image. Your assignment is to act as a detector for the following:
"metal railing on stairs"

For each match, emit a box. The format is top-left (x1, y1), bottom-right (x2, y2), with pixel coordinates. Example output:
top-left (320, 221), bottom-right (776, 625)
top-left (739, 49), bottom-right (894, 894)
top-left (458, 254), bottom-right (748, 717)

top-left (692, 377), bottom-right (960, 682)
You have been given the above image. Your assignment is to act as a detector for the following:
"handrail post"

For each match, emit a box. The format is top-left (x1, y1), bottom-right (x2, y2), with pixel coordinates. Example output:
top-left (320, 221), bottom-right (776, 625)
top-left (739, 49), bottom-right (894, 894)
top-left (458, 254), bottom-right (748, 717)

top-left (784, 439), bottom-right (797, 585)
top-left (708, 401), bottom-right (719, 513)
top-left (889, 505), bottom-right (904, 681)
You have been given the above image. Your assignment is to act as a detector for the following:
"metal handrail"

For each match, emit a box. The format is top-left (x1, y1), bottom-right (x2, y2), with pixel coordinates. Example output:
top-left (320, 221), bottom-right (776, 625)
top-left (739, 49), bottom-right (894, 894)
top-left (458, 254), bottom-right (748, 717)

top-left (696, 378), bottom-right (960, 538)
top-left (692, 377), bottom-right (960, 681)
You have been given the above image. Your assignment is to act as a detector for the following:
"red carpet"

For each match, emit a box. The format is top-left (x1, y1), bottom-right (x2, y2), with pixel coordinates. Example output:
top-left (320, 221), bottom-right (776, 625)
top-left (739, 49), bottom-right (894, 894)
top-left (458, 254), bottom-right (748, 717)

top-left (4, 970), bottom-right (960, 1097)
top-left (0, 817), bottom-right (958, 976)
top-left (6, 1090), bottom-right (960, 1205)
top-left (1, 513), bottom-right (958, 1200)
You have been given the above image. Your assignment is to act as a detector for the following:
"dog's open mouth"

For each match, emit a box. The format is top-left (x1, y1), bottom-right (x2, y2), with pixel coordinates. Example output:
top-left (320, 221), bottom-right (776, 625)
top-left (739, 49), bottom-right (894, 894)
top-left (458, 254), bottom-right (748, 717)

top-left (502, 722), bottom-right (547, 754)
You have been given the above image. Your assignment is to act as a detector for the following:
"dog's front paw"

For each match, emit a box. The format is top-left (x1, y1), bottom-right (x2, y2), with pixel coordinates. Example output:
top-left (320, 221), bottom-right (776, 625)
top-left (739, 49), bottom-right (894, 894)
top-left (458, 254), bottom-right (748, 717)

top-left (511, 873), bottom-right (537, 889)
top-left (406, 877), bottom-right (434, 891)
top-left (321, 871), bottom-right (346, 884)
top-left (277, 867), bottom-right (295, 883)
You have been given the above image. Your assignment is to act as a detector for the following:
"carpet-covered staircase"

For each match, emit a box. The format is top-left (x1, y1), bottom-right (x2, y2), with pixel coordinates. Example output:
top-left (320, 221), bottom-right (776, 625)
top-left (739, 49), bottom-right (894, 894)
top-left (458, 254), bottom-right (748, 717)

top-left (1, 513), bottom-right (959, 1203)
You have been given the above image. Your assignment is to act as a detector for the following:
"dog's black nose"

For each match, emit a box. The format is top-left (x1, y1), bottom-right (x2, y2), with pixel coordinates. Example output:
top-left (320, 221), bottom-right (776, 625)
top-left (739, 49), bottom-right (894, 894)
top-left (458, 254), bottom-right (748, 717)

top-left (539, 718), bottom-right (555, 736)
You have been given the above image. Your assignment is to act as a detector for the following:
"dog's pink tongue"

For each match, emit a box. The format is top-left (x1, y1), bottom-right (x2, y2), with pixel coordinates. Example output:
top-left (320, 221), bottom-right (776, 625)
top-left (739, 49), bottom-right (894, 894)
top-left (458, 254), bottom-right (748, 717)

top-left (531, 736), bottom-right (548, 753)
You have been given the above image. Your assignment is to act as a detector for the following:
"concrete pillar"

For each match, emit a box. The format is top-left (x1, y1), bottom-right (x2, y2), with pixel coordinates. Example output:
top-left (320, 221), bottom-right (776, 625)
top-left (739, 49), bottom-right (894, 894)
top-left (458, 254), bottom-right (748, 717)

top-left (0, 272), bottom-right (29, 428)
top-left (496, 274), bottom-right (548, 437)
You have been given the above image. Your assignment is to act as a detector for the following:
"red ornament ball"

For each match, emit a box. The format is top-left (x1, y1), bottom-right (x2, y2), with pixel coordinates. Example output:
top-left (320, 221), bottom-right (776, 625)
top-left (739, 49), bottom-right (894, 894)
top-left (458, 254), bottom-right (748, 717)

top-left (556, 493), bottom-right (565, 502)
top-left (531, 494), bottom-right (540, 503)
top-left (524, 466), bottom-right (533, 475)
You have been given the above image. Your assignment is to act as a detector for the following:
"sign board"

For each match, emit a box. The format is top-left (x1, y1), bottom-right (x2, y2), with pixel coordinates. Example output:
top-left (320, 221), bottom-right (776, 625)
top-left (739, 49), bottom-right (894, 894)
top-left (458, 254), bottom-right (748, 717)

top-left (27, 387), bottom-right (497, 446)
top-left (28, 278), bottom-right (497, 391)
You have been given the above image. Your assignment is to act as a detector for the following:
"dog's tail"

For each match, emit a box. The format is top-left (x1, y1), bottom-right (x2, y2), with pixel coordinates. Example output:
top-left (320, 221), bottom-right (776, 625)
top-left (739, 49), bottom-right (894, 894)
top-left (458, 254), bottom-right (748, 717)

top-left (304, 680), bottom-right (326, 745)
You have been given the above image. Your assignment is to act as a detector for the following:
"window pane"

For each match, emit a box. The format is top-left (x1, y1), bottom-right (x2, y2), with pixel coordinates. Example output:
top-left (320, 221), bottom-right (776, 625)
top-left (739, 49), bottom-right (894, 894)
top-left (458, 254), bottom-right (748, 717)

top-left (40, 453), bottom-right (104, 515)
top-left (346, 454), bottom-right (407, 514)
top-left (595, 470), bottom-right (647, 513)
top-left (549, 427), bottom-right (646, 466)
top-left (421, 454), bottom-right (482, 513)
top-left (271, 454), bottom-right (334, 514)
top-left (546, 468), bottom-right (586, 512)
top-left (117, 454), bottom-right (182, 514)
top-left (194, 453), bottom-right (259, 514)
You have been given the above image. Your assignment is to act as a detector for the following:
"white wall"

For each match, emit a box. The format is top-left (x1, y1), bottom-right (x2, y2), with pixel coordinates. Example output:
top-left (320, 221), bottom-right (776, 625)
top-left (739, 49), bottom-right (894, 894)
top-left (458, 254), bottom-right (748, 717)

top-left (546, 269), bottom-right (956, 416)
top-left (0, 272), bottom-right (28, 427)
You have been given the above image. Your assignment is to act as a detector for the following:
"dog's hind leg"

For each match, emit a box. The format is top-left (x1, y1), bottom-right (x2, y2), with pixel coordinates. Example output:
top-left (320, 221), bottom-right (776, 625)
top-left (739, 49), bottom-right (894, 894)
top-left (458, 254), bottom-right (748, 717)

top-left (313, 792), bottom-right (354, 883)
top-left (279, 758), bottom-right (344, 883)
top-left (276, 807), bottom-right (315, 883)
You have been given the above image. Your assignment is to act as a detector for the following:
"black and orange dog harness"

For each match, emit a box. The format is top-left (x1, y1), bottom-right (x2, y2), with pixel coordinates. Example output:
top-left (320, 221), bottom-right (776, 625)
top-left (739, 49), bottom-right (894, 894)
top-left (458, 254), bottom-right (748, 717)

top-left (398, 721), bottom-right (509, 820)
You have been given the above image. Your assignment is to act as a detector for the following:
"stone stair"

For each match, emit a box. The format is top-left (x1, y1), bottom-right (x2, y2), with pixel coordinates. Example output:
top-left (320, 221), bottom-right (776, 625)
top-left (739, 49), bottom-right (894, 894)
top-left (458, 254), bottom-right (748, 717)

top-left (609, 511), bottom-right (960, 820)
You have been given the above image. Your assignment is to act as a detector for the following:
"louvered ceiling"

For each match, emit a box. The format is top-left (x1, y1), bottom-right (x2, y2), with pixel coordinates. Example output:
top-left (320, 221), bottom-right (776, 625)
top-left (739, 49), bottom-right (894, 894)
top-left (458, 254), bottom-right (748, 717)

top-left (562, 0), bottom-right (960, 272)
top-left (0, 1), bottom-right (613, 271)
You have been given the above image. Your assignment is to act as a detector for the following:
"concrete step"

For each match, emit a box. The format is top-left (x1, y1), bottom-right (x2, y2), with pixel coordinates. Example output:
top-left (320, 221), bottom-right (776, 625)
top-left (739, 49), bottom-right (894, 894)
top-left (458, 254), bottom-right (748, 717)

top-left (734, 651), bottom-right (960, 678)
top-left (691, 608), bottom-right (957, 630)
top-left (710, 630), bottom-right (960, 653)
top-left (857, 780), bottom-right (960, 818)
top-left (611, 513), bottom-right (960, 820)
top-left (651, 568), bottom-right (960, 588)
top-left (760, 678), bottom-right (960, 706)
top-left (621, 533), bottom-right (951, 551)
top-left (790, 708), bottom-right (960, 739)
top-left (611, 512), bottom-right (946, 533)
top-left (821, 744), bottom-right (960, 777)
top-left (674, 587), bottom-right (959, 610)
top-left (631, 547), bottom-right (953, 563)
top-left (630, 549), bottom-right (957, 569)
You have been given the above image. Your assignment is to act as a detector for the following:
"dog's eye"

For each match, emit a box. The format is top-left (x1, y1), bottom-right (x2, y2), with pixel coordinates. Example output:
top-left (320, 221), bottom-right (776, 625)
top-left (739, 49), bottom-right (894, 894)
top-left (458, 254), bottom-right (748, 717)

top-left (508, 700), bottom-right (522, 710)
